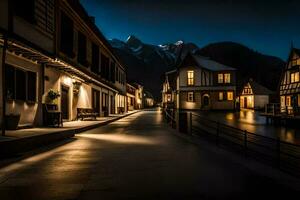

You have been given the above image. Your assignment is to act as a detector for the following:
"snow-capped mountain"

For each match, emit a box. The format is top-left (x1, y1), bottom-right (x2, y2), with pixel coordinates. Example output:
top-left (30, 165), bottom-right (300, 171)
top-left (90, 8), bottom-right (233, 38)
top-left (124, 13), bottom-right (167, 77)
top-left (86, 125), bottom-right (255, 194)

top-left (109, 35), bottom-right (199, 99)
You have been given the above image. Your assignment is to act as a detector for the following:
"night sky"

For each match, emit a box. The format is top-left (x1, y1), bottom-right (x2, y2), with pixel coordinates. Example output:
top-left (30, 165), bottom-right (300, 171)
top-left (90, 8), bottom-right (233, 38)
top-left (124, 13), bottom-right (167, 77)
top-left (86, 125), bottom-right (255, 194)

top-left (81, 0), bottom-right (300, 60)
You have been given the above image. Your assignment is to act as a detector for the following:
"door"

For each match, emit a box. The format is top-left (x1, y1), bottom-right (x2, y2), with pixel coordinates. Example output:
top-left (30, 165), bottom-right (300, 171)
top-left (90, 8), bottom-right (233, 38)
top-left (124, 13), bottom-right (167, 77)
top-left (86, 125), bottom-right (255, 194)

top-left (61, 85), bottom-right (69, 120)
top-left (244, 97), bottom-right (248, 108)
top-left (203, 95), bottom-right (209, 106)
top-left (111, 95), bottom-right (115, 114)
top-left (92, 89), bottom-right (100, 116)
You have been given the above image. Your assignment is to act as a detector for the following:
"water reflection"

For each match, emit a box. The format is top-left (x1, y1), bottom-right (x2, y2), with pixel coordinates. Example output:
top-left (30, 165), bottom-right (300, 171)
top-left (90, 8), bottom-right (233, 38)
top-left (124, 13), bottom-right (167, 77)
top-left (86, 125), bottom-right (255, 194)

top-left (195, 109), bottom-right (300, 145)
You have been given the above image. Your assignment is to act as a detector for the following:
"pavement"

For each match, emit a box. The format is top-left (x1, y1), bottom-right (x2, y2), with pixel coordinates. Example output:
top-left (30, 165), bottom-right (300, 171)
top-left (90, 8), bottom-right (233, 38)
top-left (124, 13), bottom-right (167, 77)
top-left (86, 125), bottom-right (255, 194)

top-left (0, 111), bottom-right (138, 157)
top-left (0, 108), bottom-right (299, 199)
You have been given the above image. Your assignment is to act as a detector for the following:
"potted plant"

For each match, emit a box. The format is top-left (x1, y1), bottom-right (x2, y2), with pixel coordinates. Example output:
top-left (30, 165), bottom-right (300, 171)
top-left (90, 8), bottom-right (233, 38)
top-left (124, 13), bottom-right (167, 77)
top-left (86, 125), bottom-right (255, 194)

top-left (47, 89), bottom-right (60, 104)
top-left (5, 113), bottom-right (21, 130)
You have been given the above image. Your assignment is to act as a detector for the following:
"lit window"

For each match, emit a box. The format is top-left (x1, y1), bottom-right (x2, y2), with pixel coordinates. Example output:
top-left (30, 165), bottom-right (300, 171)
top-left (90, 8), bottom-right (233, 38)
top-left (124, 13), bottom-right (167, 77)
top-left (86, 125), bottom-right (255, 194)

top-left (227, 92), bottom-right (233, 101)
top-left (187, 71), bottom-right (194, 86)
top-left (224, 73), bottom-right (231, 83)
top-left (218, 92), bottom-right (224, 101)
top-left (291, 72), bottom-right (299, 83)
top-left (218, 74), bottom-right (223, 83)
top-left (286, 96), bottom-right (291, 106)
top-left (187, 92), bottom-right (194, 102)
top-left (167, 94), bottom-right (171, 102)
top-left (298, 94), bottom-right (300, 106)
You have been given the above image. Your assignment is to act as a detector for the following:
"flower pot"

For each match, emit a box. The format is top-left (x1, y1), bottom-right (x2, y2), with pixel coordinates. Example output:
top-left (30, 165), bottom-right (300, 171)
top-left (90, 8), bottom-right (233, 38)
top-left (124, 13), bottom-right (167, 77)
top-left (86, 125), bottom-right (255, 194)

top-left (5, 114), bottom-right (21, 130)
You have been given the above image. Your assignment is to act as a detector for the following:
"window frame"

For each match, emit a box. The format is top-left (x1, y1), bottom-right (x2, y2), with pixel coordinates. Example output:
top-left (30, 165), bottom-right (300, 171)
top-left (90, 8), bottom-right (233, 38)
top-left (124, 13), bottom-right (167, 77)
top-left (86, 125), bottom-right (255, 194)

top-left (187, 70), bottom-right (194, 86)
top-left (187, 92), bottom-right (194, 102)
top-left (224, 73), bottom-right (231, 83)
top-left (227, 91), bottom-right (234, 101)
top-left (218, 92), bottom-right (224, 101)
top-left (218, 73), bottom-right (224, 84)
top-left (5, 65), bottom-right (37, 103)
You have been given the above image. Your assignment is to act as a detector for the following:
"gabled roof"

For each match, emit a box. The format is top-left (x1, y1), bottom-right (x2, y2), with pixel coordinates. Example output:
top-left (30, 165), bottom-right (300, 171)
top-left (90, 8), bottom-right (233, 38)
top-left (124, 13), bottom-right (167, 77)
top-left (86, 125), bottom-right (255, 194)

top-left (293, 48), bottom-right (300, 56)
top-left (191, 55), bottom-right (236, 71)
top-left (178, 53), bottom-right (236, 71)
top-left (144, 91), bottom-right (154, 99)
top-left (248, 79), bottom-right (274, 95)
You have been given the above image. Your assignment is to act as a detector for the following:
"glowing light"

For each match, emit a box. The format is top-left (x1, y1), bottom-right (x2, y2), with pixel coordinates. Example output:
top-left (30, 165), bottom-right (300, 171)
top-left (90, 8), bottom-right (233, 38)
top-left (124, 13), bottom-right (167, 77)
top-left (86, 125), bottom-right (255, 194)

top-left (61, 76), bottom-right (73, 86)
top-left (78, 133), bottom-right (158, 145)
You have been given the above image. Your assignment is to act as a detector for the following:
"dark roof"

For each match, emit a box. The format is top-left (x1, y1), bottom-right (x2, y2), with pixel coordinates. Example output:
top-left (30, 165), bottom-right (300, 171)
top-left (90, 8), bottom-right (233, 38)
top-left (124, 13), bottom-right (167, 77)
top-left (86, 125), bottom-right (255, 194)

top-left (144, 91), bottom-right (154, 99)
top-left (191, 55), bottom-right (236, 71)
top-left (166, 70), bottom-right (177, 89)
top-left (66, 0), bottom-right (126, 70)
top-left (293, 48), bottom-right (300, 56)
top-left (248, 79), bottom-right (274, 95)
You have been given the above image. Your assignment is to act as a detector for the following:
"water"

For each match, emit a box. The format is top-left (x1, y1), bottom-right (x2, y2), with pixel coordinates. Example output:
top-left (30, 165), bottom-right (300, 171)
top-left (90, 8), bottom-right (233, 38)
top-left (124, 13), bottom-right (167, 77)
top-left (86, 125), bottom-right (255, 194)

top-left (194, 109), bottom-right (300, 145)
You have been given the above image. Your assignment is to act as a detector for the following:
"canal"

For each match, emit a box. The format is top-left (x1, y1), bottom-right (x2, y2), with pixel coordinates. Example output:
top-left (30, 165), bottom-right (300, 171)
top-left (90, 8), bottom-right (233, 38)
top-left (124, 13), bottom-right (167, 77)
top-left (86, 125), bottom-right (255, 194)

top-left (194, 109), bottom-right (300, 145)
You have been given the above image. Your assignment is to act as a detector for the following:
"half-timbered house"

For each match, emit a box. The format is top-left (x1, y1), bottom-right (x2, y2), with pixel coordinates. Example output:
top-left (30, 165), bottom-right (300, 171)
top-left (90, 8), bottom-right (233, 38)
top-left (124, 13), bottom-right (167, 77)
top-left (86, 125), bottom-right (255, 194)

top-left (279, 48), bottom-right (300, 115)
top-left (162, 53), bottom-right (237, 110)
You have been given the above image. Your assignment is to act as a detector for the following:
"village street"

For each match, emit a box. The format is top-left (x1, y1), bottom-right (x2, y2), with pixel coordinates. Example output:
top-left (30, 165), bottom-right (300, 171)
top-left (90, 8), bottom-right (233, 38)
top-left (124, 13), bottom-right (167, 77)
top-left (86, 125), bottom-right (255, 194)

top-left (0, 109), bottom-right (299, 200)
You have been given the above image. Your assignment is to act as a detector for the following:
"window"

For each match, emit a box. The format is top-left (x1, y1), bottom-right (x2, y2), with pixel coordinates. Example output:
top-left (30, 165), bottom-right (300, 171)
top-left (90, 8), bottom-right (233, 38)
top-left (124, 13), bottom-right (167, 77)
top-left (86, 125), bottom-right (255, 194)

top-left (224, 73), bottom-right (231, 83)
top-left (60, 12), bottom-right (74, 57)
top-left (27, 71), bottom-right (37, 102)
top-left (77, 32), bottom-right (87, 66)
top-left (167, 94), bottom-right (171, 102)
top-left (187, 92), bottom-right (194, 102)
top-left (91, 43), bottom-right (100, 73)
top-left (16, 69), bottom-right (26, 101)
top-left (100, 54), bottom-right (109, 80)
top-left (5, 65), bottom-right (37, 102)
top-left (219, 92), bottom-right (224, 101)
top-left (187, 70), bottom-right (194, 86)
top-left (5, 65), bottom-right (15, 100)
top-left (291, 72), bottom-right (299, 83)
top-left (218, 74), bottom-right (223, 83)
top-left (13, 0), bottom-right (35, 23)
top-left (227, 92), bottom-right (233, 101)
top-left (110, 61), bottom-right (116, 82)
top-left (286, 96), bottom-right (291, 106)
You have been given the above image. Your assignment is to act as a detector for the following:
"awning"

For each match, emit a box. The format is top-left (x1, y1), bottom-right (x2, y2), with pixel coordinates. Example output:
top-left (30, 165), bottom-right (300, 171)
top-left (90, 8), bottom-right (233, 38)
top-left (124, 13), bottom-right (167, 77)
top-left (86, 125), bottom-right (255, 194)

top-left (0, 35), bottom-right (121, 94)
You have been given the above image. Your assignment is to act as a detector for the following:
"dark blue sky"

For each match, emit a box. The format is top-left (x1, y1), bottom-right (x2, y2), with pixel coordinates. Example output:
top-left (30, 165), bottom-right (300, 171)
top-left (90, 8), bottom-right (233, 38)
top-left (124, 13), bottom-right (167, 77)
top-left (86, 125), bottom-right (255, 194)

top-left (81, 0), bottom-right (300, 60)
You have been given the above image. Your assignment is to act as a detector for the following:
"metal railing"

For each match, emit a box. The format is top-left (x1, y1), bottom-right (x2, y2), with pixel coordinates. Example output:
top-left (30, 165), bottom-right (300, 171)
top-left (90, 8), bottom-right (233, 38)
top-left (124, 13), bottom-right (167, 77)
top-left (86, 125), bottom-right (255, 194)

top-left (163, 110), bottom-right (300, 177)
top-left (164, 108), bottom-right (176, 129)
top-left (190, 113), bottom-right (300, 176)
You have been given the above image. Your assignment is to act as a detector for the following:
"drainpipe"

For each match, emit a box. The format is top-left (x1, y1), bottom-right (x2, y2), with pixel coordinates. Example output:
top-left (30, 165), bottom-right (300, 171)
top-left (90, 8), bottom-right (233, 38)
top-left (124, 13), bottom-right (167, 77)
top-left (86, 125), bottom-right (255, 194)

top-left (1, 34), bottom-right (7, 136)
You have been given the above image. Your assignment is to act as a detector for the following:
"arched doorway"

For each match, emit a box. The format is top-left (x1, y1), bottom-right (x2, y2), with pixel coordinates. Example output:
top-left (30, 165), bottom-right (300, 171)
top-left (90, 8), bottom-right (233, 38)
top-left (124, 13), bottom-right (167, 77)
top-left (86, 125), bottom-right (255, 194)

top-left (202, 94), bottom-right (210, 109)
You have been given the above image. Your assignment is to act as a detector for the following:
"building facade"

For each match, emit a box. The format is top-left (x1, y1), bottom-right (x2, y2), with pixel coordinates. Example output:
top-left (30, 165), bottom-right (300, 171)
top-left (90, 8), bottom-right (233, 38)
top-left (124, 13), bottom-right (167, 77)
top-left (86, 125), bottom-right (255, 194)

top-left (0, 0), bottom-right (127, 129)
top-left (162, 70), bottom-right (177, 108)
top-left (239, 79), bottom-right (274, 110)
top-left (126, 83), bottom-right (136, 111)
top-left (162, 54), bottom-right (237, 110)
top-left (143, 91), bottom-right (154, 108)
top-left (279, 48), bottom-right (300, 115)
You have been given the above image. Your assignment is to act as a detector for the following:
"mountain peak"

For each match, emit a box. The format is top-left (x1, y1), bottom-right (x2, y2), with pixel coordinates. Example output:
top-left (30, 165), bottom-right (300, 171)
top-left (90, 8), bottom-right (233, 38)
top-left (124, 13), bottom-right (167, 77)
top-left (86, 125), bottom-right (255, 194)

top-left (175, 40), bottom-right (184, 46)
top-left (126, 35), bottom-right (142, 47)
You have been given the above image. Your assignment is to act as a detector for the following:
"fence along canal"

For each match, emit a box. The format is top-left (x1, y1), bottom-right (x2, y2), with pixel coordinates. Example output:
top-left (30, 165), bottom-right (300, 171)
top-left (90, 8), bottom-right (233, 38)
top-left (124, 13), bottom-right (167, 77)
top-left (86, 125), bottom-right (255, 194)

top-left (164, 109), bottom-right (300, 177)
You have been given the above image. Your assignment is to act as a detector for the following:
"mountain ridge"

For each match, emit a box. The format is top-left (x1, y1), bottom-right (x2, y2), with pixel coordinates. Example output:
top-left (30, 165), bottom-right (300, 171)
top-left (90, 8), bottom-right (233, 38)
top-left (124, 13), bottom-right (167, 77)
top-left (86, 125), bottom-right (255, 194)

top-left (109, 36), bottom-right (285, 99)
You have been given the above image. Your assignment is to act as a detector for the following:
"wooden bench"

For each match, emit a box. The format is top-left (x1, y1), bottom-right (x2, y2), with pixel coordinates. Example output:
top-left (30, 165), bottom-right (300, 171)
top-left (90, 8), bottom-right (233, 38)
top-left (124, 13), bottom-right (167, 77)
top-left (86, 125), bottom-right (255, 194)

top-left (77, 108), bottom-right (98, 120)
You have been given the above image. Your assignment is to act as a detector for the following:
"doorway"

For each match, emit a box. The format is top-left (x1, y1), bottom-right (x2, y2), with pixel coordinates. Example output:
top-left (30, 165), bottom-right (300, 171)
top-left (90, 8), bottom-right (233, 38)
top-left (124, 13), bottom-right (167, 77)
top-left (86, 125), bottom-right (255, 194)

top-left (110, 95), bottom-right (115, 114)
top-left (61, 85), bottom-right (69, 120)
top-left (244, 97), bottom-right (248, 108)
top-left (92, 89), bottom-right (100, 116)
top-left (203, 95), bottom-right (210, 106)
